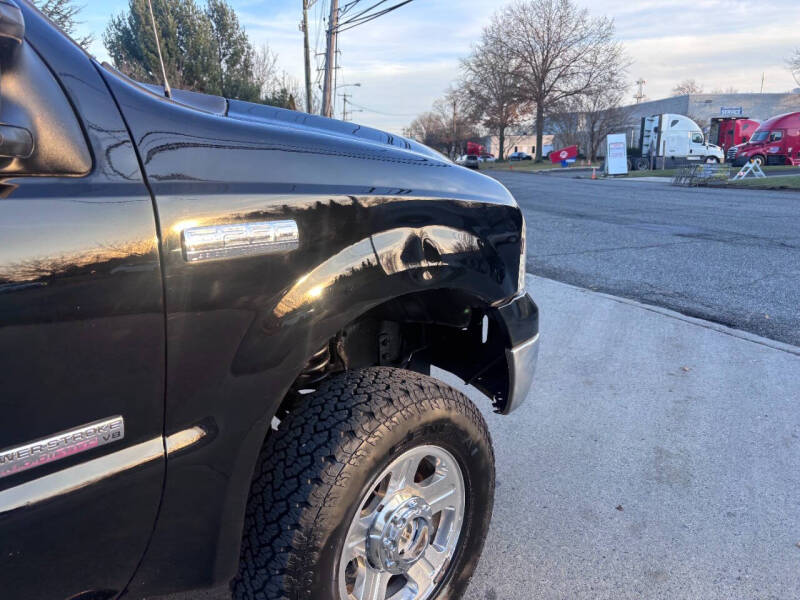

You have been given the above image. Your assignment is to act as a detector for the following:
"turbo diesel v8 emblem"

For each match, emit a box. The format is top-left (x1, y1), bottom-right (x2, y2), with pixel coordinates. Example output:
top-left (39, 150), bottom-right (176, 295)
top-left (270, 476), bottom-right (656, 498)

top-left (0, 416), bottom-right (125, 479)
top-left (181, 220), bottom-right (299, 263)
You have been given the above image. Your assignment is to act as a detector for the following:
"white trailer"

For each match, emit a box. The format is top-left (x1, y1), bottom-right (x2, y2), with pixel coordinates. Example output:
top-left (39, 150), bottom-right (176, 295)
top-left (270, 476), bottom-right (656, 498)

top-left (635, 113), bottom-right (724, 170)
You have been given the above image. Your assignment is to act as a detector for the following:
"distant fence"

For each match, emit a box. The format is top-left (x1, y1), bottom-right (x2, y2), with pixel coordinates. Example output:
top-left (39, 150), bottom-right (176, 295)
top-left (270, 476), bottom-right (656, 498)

top-left (672, 164), bottom-right (731, 186)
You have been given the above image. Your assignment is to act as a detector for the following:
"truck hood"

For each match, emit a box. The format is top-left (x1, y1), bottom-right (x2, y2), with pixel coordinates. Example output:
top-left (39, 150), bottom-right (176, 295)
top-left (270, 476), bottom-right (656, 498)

top-left (227, 99), bottom-right (444, 162)
top-left (103, 69), bottom-right (514, 206)
top-left (136, 80), bottom-right (445, 163)
top-left (732, 141), bottom-right (766, 153)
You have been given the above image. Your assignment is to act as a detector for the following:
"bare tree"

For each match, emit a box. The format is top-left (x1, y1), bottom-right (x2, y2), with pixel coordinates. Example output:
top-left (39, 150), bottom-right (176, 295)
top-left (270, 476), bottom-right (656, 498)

top-left (710, 86), bottom-right (739, 94)
top-left (672, 79), bottom-right (704, 96)
top-left (550, 90), bottom-right (630, 162)
top-left (252, 43), bottom-right (308, 110)
top-left (547, 107), bottom-right (582, 150)
top-left (404, 90), bottom-right (479, 157)
top-left (404, 111), bottom-right (449, 152)
top-left (788, 48), bottom-right (800, 86)
top-left (35, 0), bottom-right (93, 48)
top-left (432, 89), bottom-right (480, 158)
top-left (460, 16), bottom-right (528, 160)
top-left (497, 0), bottom-right (624, 161)
top-left (253, 42), bottom-right (280, 96)
top-left (584, 102), bottom-right (630, 162)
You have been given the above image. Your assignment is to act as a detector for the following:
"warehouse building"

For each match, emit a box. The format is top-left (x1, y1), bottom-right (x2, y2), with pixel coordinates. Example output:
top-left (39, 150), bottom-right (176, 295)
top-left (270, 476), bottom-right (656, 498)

top-left (477, 131), bottom-right (554, 159)
top-left (621, 92), bottom-right (800, 141)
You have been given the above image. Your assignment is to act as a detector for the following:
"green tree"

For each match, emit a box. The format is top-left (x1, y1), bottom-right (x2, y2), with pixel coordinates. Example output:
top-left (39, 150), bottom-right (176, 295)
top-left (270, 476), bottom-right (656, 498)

top-left (103, 0), bottom-right (263, 102)
top-left (35, 0), bottom-right (93, 48)
top-left (104, 0), bottom-right (217, 92)
top-left (205, 0), bottom-right (259, 100)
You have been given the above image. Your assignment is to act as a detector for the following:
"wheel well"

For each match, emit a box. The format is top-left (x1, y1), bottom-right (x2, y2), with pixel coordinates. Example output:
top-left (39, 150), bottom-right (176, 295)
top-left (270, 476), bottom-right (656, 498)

top-left (276, 289), bottom-right (513, 417)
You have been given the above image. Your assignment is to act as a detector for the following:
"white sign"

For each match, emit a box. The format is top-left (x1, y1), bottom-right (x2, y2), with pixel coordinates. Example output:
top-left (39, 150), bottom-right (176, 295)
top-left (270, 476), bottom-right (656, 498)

top-left (720, 107), bottom-right (743, 117)
top-left (605, 134), bottom-right (628, 175)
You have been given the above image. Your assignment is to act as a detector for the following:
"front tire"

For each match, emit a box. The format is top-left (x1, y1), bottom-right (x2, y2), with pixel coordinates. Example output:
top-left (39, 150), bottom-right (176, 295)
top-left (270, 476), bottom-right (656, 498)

top-left (232, 367), bottom-right (495, 600)
top-left (705, 156), bottom-right (719, 164)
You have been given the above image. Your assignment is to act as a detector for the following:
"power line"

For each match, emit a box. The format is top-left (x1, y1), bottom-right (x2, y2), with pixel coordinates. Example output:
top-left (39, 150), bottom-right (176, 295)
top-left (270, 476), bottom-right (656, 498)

top-left (348, 100), bottom-right (418, 117)
top-left (336, 0), bottom-right (414, 33)
top-left (339, 0), bottom-right (391, 23)
top-left (319, 0), bottom-right (414, 115)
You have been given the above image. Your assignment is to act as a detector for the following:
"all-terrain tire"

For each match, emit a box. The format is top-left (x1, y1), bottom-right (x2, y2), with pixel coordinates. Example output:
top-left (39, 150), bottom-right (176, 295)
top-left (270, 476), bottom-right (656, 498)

top-left (231, 367), bottom-right (495, 600)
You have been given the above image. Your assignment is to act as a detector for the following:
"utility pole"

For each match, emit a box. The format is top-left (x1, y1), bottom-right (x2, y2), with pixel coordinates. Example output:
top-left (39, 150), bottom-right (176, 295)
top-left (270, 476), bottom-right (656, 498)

top-left (336, 84), bottom-right (360, 121)
top-left (634, 78), bottom-right (646, 104)
top-left (321, 0), bottom-right (339, 118)
top-left (301, 0), bottom-right (314, 113)
top-left (452, 98), bottom-right (457, 158)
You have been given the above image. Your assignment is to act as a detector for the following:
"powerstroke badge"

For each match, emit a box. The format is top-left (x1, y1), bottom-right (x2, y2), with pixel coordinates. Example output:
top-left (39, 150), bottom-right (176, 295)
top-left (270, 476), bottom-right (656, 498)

top-left (0, 416), bottom-right (124, 479)
top-left (181, 220), bottom-right (299, 263)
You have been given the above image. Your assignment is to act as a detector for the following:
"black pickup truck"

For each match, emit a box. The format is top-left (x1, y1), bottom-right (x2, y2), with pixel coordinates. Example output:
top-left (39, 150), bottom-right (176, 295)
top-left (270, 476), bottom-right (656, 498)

top-left (0, 2), bottom-right (539, 599)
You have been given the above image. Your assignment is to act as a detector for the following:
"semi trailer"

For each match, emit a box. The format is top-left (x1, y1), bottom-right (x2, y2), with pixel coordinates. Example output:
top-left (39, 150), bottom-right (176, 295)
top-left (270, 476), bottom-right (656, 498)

top-left (630, 113), bottom-right (724, 170)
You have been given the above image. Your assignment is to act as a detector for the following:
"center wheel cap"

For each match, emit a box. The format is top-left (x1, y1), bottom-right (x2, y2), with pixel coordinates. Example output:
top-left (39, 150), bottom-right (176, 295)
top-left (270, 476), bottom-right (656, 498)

top-left (367, 495), bottom-right (434, 574)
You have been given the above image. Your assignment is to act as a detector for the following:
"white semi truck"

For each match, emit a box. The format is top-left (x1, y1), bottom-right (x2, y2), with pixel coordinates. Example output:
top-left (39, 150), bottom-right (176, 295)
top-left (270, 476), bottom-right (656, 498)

top-left (632, 113), bottom-right (724, 170)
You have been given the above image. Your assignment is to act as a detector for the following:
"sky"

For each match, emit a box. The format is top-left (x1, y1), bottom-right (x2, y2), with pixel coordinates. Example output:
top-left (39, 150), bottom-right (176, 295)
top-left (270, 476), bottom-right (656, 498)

top-left (77, 0), bottom-right (800, 134)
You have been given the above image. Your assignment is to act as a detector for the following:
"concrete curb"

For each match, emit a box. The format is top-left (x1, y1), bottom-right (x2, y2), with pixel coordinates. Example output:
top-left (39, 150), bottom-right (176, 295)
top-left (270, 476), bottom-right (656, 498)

top-left (527, 273), bottom-right (800, 357)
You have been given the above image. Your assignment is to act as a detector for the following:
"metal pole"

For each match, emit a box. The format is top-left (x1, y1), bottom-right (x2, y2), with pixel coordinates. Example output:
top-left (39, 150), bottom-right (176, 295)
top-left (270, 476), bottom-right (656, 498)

top-left (146, 0), bottom-right (171, 99)
top-left (452, 98), bottom-right (456, 157)
top-left (321, 0), bottom-right (338, 117)
top-left (302, 0), bottom-right (312, 113)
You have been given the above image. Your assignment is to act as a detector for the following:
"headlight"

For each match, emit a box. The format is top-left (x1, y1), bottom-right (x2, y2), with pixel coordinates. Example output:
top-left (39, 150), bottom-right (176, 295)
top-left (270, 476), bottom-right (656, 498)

top-left (518, 213), bottom-right (527, 292)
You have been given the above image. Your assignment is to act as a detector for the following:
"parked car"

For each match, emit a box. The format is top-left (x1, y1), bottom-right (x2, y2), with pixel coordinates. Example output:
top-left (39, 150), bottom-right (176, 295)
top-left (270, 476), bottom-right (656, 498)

top-left (463, 154), bottom-right (480, 169)
top-left (0, 2), bottom-right (540, 599)
top-left (479, 153), bottom-right (496, 162)
top-left (727, 112), bottom-right (800, 166)
top-left (509, 151), bottom-right (533, 161)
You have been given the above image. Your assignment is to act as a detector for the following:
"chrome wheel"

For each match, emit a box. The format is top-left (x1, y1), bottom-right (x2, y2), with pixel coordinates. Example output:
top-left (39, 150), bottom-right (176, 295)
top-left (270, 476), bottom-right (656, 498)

top-left (338, 445), bottom-right (465, 600)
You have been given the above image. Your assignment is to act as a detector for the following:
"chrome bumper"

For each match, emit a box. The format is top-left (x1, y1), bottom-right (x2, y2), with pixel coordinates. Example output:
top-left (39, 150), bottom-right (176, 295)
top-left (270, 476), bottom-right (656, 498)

top-left (503, 332), bottom-right (540, 414)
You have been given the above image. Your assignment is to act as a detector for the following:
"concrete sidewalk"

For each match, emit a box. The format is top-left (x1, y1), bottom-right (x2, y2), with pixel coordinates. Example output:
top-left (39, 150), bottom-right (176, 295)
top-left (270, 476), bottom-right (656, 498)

top-left (462, 275), bottom-right (800, 600)
top-left (157, 275), bottom-right (800, 600)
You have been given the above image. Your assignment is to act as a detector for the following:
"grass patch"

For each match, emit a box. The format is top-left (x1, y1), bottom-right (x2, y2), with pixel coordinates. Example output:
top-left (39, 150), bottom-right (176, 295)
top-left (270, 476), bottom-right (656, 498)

top-left (760, 165), bottom-right (800, 173)
top-left (479, 161), bottom-right (596, 172)
top-left (726, 175), bottom-right (800, 190)
top-left (625, 164), bottom-right (795, 178)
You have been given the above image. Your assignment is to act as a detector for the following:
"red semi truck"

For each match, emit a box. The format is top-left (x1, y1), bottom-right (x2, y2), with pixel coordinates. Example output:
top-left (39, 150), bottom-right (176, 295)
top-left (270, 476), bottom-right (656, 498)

top-left (709, 117), bottom-right (760, 154)
top-left (727, 112), bottom-right (800, 166)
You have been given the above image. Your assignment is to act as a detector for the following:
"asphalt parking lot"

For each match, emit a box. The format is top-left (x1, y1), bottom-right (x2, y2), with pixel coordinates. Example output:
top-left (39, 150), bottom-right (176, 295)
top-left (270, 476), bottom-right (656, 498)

top-left (157, 275), bottom-right (800, 600)
top-left (491, 171), bottom-right (800, 347)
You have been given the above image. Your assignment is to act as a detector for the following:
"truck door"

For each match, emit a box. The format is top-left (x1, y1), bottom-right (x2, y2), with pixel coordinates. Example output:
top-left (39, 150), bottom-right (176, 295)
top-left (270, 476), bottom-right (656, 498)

top-left (687, 131), bottom-right (705, 157)
top-left (0, 5), bottom-right (165, 599)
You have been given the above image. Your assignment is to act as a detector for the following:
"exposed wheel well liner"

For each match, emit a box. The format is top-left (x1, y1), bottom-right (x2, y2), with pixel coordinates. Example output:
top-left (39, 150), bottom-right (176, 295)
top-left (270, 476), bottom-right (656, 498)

top-left (278, 288), bottom-right (514, 417)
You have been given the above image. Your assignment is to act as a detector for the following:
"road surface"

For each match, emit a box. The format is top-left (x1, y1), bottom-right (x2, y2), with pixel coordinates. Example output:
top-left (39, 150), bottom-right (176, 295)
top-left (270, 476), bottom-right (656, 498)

top-left (491, 171), bottom-right (800, 346)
